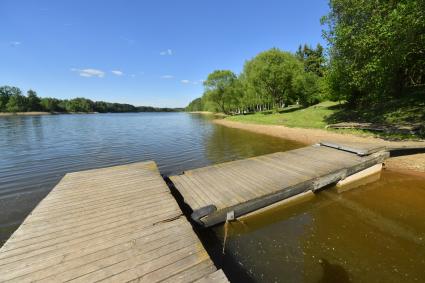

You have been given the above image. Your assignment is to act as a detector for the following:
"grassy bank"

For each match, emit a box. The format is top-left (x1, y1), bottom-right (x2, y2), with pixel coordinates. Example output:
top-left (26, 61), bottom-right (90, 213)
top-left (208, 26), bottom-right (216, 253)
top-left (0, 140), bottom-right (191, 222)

top-left (227, 101), bottom-right (336, 129)
top-left (226, 96), bottom-right (425, 140)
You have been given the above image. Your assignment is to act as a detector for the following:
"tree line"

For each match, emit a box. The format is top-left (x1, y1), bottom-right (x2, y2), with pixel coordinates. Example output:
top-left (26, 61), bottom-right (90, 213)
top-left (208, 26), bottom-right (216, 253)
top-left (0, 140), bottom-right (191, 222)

top-left (186, 45), bottom-right (326, 114)
top-left (0, 86), bottom-right (182, 113)
top-left (187, 0), bottom-right (424, 113)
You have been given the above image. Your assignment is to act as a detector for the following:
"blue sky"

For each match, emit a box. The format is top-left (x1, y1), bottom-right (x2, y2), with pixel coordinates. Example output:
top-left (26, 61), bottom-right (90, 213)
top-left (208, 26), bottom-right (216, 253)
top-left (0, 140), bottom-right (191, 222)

top-left (0, 0), bottom-right (329, 107)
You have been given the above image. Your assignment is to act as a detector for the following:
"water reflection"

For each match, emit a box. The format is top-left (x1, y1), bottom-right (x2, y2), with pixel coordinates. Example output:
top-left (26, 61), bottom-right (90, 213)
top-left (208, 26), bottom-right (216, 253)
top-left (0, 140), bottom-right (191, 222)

top-left (0, 113), bottom-right (303, 245)
top-left (213, 170), bottom-right (425, 282)
top-left (204, 118), bottom-right (301, 165)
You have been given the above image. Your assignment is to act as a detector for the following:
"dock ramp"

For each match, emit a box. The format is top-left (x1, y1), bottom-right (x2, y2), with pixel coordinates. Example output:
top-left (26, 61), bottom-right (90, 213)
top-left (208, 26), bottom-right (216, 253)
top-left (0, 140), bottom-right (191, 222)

top-left (170, 142), bottom-right (389, 227)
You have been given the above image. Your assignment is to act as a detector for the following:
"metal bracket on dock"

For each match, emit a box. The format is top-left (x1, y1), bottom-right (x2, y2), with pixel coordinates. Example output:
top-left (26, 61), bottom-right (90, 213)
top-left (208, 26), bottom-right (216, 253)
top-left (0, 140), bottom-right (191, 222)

top-left (191, 205), bottom-right (217, 225)
top-left (226, 211), bottom-right (235, 221)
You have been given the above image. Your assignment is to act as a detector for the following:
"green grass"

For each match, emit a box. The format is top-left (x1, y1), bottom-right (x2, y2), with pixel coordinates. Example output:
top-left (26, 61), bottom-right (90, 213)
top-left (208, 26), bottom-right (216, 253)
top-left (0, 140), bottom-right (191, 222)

top-left (226, 96), bottom-right (425, 140)
top-left (326, 92), bottom-right (425, 125)
top-left (227, 101), bottom-right (339, 129)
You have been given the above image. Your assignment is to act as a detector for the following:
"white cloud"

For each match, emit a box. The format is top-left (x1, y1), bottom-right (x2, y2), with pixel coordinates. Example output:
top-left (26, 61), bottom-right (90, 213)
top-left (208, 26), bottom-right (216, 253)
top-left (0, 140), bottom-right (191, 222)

top-left (160, 49), bottom-right (173, 56)
top-left (181, 79), bottom-right (200, 85)
top-left (71, 68), bottom-right (105, 78)
top-left (111, 70), bottom-right (124, 76)
top-left (161, 75), bottom-right (174, 79)
top-left (10, 41), bottom-right (21, 47)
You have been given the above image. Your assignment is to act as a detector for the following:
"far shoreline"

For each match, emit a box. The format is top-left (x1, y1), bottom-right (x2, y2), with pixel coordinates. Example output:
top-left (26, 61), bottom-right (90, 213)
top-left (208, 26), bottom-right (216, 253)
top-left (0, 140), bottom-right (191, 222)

top-left (0, 111), bottom-right (100, 116)
top-left (214, 119), bottom-right (425, 175)
top-left (0, 111), bottom-right (185, 117)
top-left (0, 112), bottom-right (53, 116)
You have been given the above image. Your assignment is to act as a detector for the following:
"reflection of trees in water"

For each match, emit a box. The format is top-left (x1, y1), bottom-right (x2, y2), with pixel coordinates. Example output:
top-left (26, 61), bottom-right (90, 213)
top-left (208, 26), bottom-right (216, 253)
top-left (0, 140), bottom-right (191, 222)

top-left (2, 116), bottom-right (43, 146)
top-left (204, 124), bottom-right (301, 165)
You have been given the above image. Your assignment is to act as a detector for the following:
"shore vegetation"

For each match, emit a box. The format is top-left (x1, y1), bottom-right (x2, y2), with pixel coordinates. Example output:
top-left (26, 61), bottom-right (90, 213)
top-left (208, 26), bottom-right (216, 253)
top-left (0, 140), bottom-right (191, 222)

top-left (0, 86), bottom-right (182, 114)
top-left (186, 0), bottom-right (425, 139)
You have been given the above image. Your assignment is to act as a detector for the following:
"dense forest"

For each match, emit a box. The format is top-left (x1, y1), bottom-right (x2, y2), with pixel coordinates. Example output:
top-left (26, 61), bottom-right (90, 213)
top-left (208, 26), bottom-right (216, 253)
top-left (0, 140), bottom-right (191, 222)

top-left (187, 0), bottom-right (425, 114)
top-left (0, 86), bottom-right (182, 113)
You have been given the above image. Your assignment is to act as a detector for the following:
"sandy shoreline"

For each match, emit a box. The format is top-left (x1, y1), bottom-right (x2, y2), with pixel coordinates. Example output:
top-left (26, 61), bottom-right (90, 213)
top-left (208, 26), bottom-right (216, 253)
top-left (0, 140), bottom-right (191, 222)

top-left (0, 112), bottom-right (52, 116)
top-left (188, 111), bottom-right (227, 117)
top-left (214, 119), bottom-right (425, 174)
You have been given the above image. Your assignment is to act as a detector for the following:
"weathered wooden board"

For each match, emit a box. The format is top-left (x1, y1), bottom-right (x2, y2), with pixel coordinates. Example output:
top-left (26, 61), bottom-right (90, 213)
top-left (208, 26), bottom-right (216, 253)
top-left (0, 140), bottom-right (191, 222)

top-left (0, 161), bottom-right (228, 283)
top-left (170, 143), bottom-right (389, 227)
top-left (320, 140), bottom-right (386, 156)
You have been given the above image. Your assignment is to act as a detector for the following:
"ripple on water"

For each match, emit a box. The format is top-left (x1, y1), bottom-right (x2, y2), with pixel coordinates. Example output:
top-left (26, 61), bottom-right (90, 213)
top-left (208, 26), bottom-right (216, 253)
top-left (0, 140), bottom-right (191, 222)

top-left (0, 112), bottom-right (302, 245)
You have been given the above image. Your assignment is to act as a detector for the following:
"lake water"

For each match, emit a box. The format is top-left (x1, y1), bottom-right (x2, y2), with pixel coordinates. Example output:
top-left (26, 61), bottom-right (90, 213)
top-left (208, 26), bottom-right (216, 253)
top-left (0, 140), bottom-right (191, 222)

top-left (1, 113), bottom-right (424, 283)
top-left (210, 169), bottom-right (425, 283)
top-left (0, 113), bottom-right (302, 245)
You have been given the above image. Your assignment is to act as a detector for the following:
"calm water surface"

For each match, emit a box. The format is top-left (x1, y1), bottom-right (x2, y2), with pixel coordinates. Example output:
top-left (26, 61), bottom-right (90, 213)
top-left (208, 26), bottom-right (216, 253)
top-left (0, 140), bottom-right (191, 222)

top-left (0, 113), bottom-right (302, 245)
top-left (1, 113), bottom-right (424, 283)
top-left (212, 170), bottom-right (425, 283)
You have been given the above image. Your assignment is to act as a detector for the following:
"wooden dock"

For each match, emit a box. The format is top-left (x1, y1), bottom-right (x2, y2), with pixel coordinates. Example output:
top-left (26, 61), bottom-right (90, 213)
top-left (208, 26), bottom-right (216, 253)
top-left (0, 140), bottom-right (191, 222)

top-left (170, 141), bottom-right (389, 227)
top-left (0, 162), bottom-right (228, 283)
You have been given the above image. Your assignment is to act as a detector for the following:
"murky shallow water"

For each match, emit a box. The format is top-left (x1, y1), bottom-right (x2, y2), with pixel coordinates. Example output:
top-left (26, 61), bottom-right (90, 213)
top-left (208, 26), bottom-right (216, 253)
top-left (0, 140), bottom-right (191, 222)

top-left (210, 170), bottom-right (425, 283)
top-left (1, 113), bottom-right (424, 283)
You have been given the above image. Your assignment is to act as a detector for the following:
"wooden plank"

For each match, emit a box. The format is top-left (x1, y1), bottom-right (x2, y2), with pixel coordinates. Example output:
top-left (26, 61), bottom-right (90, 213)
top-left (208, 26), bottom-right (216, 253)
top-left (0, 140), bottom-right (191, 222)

top-left (0, 161), bottom-right (228, 283)
top-left (320, 140), bottom-right (386, 156)
top-left (170, 143), bottom-right (390, 227)
top-left (195, 269), bottom-right (229, 283)
top-left (3, 220), bottom-right (192, 282)
top-left (159, 260), bottom-right (216, 283)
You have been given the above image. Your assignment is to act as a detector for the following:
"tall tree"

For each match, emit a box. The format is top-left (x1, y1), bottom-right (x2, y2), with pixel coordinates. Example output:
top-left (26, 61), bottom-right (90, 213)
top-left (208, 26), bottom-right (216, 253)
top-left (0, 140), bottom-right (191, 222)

top-left (185, 98), bottom-right (204, 112)
top-left (6, 91), bottom-right (27, 113)
top-left (243, 48), bottom-right (304, 107)
top-left (0, 86), bottom-right (21, 112)
top-left (322, 0), bottom-right (425, 105)
top-left (26, 89), bottom-right (41, 111)
top-left (203, 70), bottom-right (238, 114)
top-left (296, 44), bottom-right (326, 77)
top-left (40, 97), bottom-right (60, 112)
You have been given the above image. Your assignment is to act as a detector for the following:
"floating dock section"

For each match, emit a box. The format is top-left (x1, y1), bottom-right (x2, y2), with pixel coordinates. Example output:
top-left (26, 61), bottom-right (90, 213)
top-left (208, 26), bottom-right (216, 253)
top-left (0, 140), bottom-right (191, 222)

top-left (0, 162), bottom-right (228, 283)
top-left (170, 141), bottom-right (389, 227)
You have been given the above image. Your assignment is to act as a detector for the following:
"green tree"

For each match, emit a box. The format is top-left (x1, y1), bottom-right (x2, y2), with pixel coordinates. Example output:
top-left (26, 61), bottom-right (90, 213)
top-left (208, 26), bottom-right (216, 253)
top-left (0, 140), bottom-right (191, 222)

top-left (40, 97), bottom-right (61, 112)
top-left (65, 98), bottom-right (94, 112)
top-left (0, 86), bottom-right (21, 112)
top-left (203, 70), bottom-right (238, 114)
top-left (26, 89), bottom-right (41, 111)
top-left (243, 48), bottom-right (304, 108)
top-left (185, 98), bottom-right (204, 112)
top-left (293, 72), bottom-right (322, 106)
top-left (94, 101), bottom-right (108, 113)
top-left (322, 0), bottom-right (425, 106)
top-left (296, 44), bottom-right (326, 77)
top-left (6, 91), bottom-right (27, 113)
